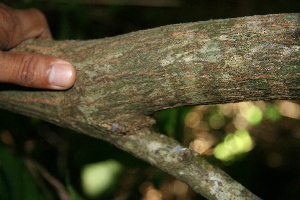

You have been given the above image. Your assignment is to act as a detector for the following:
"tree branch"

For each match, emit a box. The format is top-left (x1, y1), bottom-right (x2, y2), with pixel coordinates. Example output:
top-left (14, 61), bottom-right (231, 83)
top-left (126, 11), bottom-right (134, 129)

top-left (0, 13), bottom-right (299, 199)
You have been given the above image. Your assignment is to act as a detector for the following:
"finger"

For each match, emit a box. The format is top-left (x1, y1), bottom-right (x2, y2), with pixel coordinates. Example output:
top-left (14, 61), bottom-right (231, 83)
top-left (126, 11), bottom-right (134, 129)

top-left (0, 51), bottom-right (76, 90)
top-left (15, 8), bottom-right (53, 40)
top-left (0, 4), bottom-right (52, 50)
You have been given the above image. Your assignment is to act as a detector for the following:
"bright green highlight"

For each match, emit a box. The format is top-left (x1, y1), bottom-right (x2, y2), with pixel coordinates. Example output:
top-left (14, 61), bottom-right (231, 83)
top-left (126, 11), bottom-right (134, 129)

top-left (265, 103), bottom-right (281, 121)
top-left (214, 130), bottom-right (253, 162)
top-left (81, 159), bottom-right (123, 198)
top-left (245, 105), bottom-right (263, 125)
top-left (209, 113), bottom-right (225, 129)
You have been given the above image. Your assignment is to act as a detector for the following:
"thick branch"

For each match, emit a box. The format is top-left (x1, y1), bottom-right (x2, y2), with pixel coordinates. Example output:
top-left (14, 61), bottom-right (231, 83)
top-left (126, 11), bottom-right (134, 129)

top-left (0, 14), bottom-right (299, 199)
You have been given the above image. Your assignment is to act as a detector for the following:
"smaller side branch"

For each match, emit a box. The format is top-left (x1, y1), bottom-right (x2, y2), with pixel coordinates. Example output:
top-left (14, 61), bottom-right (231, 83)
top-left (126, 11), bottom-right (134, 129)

top-left (103, 127), bottom-right (262, 200)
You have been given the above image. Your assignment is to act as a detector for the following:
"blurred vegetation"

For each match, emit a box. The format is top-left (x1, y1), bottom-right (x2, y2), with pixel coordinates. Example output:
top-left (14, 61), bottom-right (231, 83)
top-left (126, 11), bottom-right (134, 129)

top-left (1, 0), bottom-right (300, 199)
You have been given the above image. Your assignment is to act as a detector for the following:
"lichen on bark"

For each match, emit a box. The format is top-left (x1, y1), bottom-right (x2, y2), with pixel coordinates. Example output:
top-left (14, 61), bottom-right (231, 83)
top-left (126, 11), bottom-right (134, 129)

top-left (1, 13), bottom-right (299, 199)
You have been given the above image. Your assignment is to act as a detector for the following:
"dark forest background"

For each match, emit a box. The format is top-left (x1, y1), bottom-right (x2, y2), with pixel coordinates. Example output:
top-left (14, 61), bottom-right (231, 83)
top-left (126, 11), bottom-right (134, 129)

top-left (0, 0), bottom-right (300, 199)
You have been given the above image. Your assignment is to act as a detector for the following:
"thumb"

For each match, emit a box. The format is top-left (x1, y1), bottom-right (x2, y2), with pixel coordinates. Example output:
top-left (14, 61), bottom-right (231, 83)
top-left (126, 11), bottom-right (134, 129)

top-left (0, 51), bottom-right (76, 90)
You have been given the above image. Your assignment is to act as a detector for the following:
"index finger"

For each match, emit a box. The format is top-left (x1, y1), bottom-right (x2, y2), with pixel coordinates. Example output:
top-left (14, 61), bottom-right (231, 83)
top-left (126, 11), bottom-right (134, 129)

top-left (0, 4), bottom-right (52, 50)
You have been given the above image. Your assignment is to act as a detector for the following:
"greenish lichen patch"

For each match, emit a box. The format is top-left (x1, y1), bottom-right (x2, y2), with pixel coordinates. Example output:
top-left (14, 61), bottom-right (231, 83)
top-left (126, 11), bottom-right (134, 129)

top-left (194, 63), bottom-right (205, 71)
top-left (159, 54), bottom-right (176, 67)
top-left (281, 59), bottom-right (300, 74)
top-left (208, 171), bottom-right (244, 200)
top-left (123, 141), bottom-right (136, 150)
top-left (291, 28), bottom-right (300, 42)
top-left (244, 18), bottom-right (263, 32)
top-left (200, 40), bottom-right (222, 62)
top-left (194, 18), bottom-right (236, 38)
top-left (195, 155), bottom-right (204, 165)
top-left (224, 54), bottom-right (248, 69)
top-left (284, 14), bottom-right (299, 22)
top-left (147, 141), bottom-right (164, 152)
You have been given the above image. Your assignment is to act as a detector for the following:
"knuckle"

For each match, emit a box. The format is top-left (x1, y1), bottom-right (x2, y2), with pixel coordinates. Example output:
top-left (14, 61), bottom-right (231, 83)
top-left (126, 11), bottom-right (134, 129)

top-left (0, 7), bottom-right (12, 22)
top-left (0, 10), bottom-right (15, 49)
top-left (18, 54), bottom-right (39, 86)
top-left (0, 6), bottom-right (26, 50)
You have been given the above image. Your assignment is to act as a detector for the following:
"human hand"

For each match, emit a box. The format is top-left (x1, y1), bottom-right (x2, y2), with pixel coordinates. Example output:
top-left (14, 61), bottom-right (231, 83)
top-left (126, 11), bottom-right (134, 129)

top-left (0, 3), bottom-right (76, 90)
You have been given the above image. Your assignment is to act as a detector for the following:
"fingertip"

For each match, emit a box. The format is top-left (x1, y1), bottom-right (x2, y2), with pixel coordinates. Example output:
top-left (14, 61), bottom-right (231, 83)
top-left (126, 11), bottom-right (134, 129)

top-left (0, 51), bottom-right (76, 90)
top-left (48, 61), bottom-right (76, 90)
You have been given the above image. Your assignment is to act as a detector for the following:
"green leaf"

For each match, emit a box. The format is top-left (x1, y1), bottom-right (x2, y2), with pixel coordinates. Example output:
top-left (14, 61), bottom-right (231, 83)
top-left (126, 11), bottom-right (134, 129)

top-left (0, 143), bottom-right (46, 200)
top-left (66, 178), bottom-right (84, 200)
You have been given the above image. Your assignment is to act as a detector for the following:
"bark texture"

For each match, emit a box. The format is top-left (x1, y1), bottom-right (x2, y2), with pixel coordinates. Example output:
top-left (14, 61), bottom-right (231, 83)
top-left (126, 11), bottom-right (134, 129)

top-left (0, 13), bottom-right (299, 199)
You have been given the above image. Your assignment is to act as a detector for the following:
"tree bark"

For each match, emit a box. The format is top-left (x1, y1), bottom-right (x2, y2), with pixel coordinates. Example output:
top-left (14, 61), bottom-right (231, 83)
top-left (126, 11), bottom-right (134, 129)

top-left (0, 13), bottom-right (299, 199)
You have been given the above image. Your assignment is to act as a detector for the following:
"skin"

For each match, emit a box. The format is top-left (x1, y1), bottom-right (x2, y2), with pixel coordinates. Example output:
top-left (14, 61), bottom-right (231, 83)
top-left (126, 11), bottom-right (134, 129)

top-left (0, 3), bottom-right (76, 90)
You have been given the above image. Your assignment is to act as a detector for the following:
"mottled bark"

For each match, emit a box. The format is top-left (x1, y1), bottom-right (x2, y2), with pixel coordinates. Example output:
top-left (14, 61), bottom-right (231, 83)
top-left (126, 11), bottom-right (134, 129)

top-left (0, 13), bottom-right (299, 199)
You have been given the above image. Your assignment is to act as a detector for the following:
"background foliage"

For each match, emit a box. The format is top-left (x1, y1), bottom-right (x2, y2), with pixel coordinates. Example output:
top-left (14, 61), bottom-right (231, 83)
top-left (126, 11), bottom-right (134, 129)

top-left (0, 0), bottom-right (300, 199)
